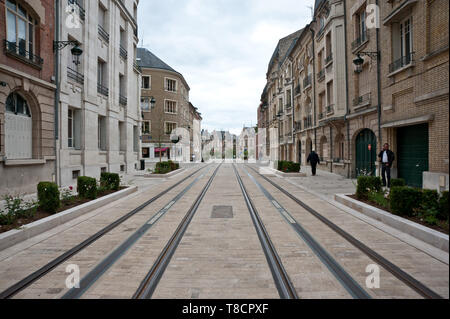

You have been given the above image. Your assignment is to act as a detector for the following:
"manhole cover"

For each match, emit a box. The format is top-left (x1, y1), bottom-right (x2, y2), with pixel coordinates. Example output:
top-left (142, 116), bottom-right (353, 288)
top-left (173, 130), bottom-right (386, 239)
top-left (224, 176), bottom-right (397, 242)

top-left (211, 206), bottom-right (233, 218)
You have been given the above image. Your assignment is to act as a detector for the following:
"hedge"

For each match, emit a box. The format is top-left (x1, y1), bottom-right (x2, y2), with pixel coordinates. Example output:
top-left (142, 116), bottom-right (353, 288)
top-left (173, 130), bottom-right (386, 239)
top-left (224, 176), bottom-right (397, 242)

top-left (37, 182), bottom-right (60, 214)
top-left (438, 191), bottom-right (449, 221)
top-left (356, 176), bottom-right (382, 199)
top-left (277, 161), bottom-right (300, 173)
top-left (77, 176), bottom-right (97, 199)
top-left (154, 161), bottom-right (179, 174)
top-left (100, 172), bottom-right (120, 191)
top-left (390, 178), bottom-right (406, 187)
top-left (389, 186), bottom-right (422, 216)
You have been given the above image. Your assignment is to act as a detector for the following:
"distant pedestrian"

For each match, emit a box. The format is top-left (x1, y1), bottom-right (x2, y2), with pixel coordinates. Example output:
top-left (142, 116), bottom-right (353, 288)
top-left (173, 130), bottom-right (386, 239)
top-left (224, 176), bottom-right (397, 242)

top-left (378, 143), bottom-right (395, 188)
top-left (307, 149), bottom-right (320, 176)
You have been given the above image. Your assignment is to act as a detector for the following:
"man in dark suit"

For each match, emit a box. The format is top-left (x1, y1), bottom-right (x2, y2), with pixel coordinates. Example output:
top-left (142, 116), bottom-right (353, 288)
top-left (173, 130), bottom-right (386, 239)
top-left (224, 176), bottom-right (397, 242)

top-left (307, 149), bottom-right (320, 176)
top-left (378, 143), bottom-right (395, 188)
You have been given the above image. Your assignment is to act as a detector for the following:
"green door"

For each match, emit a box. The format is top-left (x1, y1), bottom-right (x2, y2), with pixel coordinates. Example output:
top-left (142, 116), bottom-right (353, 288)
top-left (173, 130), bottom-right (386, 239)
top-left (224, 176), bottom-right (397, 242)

top-left (397, 124), bottom-right (429, 188)
top-left (356, 129), bottom-right (377, 176)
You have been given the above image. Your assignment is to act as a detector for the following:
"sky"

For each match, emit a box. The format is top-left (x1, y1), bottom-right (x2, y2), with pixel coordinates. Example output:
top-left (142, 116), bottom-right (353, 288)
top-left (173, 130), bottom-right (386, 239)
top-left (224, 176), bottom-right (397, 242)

top-left (138, 0), bottom-right (314, 135)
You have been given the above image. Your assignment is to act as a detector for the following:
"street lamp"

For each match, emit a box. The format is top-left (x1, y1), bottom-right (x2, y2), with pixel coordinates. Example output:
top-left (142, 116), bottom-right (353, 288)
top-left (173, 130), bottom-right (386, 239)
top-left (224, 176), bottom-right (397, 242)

top-left (353, 51), bottom-right (379, 74)
top-left (54, 40), bottom-right (83, 65)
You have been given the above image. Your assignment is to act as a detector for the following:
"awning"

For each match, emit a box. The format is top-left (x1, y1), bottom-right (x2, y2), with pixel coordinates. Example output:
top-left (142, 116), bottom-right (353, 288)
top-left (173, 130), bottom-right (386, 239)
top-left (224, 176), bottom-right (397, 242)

top-left (154, 147), bottom-right (169, 152)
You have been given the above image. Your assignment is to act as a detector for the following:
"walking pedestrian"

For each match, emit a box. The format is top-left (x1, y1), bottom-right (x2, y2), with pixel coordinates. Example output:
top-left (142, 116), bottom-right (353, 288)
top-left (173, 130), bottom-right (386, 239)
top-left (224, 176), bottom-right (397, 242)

top-left (378, 143), bottom-right (395, 188)
top-left (307, 149), bottom-right (320, 176)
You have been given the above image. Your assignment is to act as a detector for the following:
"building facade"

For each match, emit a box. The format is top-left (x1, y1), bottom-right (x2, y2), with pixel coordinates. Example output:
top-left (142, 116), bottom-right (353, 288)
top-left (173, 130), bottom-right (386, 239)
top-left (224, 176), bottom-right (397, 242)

top-left (0, 0), bottom-right (56, 196)
top-left (258, 0), bottom-right (448, 190)
top-left (138, 48), bottom-right (201, 164)
top-left (57, 0), bottom-right (141, 187)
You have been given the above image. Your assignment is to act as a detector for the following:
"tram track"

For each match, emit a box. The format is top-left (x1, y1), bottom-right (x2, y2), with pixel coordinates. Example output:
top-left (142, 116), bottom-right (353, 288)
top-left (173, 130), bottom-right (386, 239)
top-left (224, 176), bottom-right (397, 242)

top-left (0, 164), bottom-right (210, 299)
top-left (133, 163), bottom-right (222, 299)
top-left (237, 165), bottom-right (371, 299)
top-left (245, 164), bottom-right (443, 299)
top-left (232, 164), bottom-right (298, 299)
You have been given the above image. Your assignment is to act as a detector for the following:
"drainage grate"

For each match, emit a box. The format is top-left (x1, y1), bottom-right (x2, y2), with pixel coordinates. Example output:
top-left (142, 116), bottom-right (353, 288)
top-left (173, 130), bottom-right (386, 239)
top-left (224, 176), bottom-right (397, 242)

top-left (211, 206), bottom-right (233, 218)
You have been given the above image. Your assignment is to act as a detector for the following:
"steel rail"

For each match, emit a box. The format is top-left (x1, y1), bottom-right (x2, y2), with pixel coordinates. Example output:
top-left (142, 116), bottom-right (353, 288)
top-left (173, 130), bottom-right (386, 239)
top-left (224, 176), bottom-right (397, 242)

top-left (240, 165), bottom-right (371, 299)
top-left (62, 166), bottom-right (213, 299)
top-left (232, 164), bottom-right (298, 299)
top-left (133, 163), bottom-right (222, 299)
top-left (246, 164), bottom-right (443, 299)
top-left (0, 164), bottom-right (210, 299)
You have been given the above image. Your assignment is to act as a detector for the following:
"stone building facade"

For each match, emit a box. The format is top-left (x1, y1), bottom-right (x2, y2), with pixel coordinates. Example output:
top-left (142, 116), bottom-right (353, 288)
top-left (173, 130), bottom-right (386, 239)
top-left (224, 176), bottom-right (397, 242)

top-left (138, 48), bottom-right (201, 164)
top-left (57, 0), bottom-right (141, 187)
top-left (258, 0), bottom-right (448, 190)
top-left (0, 0), bottom-right (56, 196)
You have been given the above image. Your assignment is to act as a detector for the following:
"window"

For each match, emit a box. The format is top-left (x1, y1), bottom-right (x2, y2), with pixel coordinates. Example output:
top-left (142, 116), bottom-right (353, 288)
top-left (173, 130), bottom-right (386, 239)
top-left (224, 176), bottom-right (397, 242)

top-left (101, 167), bottom-right (107, 173)
top-left (6, 92), bottom-right (30, 116)
top-left (68, 109), bottom-right (74, 148)
top-left (98, 116), bottom-right (106, 151)
top-left (142, 76), bottom-right (150, 89)
top-left (72, 170), bottom-right (80, 179)
top-left (97, 59), bottom-right (108, 95)
top-left (120, 165), bottom-right (125, 172)
top-left (391, 17), bottom-right (413, 72)
top-left (165, 100), bottom-right (177, 114)
top-left (142, 147), bottom-right (150, 158)
top-left (165, 78), bottom-right (177, 92)
top-left (142, 121), bottom-right (151, 134)
top-left (165, 122), bottom-right (177, 135)
top-left (119, 121), bottom-right (126, 151)
top-left (141, 97), bottom-right (150, 111)
top-left (6, 0), bottom-right (36, 60)
top-left (356, 9), bottom-right (367, 42)
top-left (5, 92), bottom-right (32, 159)
top-left (133, 125), bottom-right (139, 152)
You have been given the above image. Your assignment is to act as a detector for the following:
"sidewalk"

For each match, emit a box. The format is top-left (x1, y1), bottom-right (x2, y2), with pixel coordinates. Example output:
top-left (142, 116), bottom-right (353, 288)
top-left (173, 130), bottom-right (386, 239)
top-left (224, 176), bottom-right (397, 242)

top-left (285, 166), bottom-right (357, 200)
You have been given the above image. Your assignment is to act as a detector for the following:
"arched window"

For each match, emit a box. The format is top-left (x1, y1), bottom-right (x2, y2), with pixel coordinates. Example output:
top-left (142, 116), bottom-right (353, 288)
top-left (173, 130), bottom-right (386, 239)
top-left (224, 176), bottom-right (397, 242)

top-left (5, 92), bottom-right (32, 159)
top-left (6, 0), bottom-right (36, 60)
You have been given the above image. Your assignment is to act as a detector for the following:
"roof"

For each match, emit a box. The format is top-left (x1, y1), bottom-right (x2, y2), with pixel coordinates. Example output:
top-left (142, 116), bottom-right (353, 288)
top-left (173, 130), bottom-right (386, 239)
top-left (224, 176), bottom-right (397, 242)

top-left (137, 47), bottom-right (190, 90)
top-left (267, 28), bottom-right (304, 74)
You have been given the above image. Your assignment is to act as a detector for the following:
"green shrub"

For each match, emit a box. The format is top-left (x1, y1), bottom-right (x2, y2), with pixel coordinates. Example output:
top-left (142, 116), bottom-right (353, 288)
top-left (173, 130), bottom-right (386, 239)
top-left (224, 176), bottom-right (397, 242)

top-left (438, 191), bottom-right (449, 221)
top-left (37, 182), bottom-right (60, 214)
top-left (390, 178), bottom-right (406, 187)
top-left (100, 172), bottom-right (120, 191)
top-left (0, 212), bottom-right (15, 225)
top-left (77, 176), bottom-right (97, 200)
top-left (368, 191), bottom-right (389, 209)
top-left (389, 186), bottom-right (422, 216)
top-left (356, 176), bottom-right (382, 199)
top-left (277, 161), bottom-right (300, 173)
top-left (421, 189), bottom-right (439, 210)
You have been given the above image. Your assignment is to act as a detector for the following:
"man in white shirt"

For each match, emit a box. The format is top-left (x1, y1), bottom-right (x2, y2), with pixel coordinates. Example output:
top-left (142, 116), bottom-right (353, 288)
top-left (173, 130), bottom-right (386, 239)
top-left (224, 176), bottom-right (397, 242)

top-left (378, 143), bottom-right (395, 188)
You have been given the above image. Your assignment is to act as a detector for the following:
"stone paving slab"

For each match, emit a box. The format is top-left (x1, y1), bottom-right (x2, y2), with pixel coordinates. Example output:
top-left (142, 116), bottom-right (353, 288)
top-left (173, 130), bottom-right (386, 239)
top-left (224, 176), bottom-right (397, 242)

top-left (248, 165), bottom-right (449, 298)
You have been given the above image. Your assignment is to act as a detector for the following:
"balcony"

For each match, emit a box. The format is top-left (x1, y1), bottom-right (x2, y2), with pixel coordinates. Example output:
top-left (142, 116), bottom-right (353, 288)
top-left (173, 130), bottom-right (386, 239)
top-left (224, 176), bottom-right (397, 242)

top-left (325, 53), bottom-right (333, 65)
top-left (318, 68), bottom-right (325, 82)
top-left (352, 31), bottom-right (369, 51)
top-left (294, 121), bottom-right (302, 132)
top-left (353, 92), bottom-right (371, 107)
top-left (120, 45), bottom-right (128, 59)
top-left (68, 0), bottom-right (85, 21)
top-left (295, 84), bottom-right (301, 96)
top-left (319, 112), bottom-right (325, 120)
top-left (97, 83), bottom-right (109, 96)
top-left (303, 116), bottom-right (313, 129)
top-left (98, 25), bottom-right (110, 43)
top-left (303, 75), bottom-right (312, 90)
top-left (133, 60), bottom-right (141, 73)
top-left (67, 67), bottom-right (84, 85)
top-left (389, 53), bottom-right (414, 74)
top-left (119, 94), bottom-right (127, 106)
top-left (317, 26), bottom-right (325, 39)
top-left (4, 40), bottom-right (43, 69)
top-left (326, 104), bottom-right (335, 114)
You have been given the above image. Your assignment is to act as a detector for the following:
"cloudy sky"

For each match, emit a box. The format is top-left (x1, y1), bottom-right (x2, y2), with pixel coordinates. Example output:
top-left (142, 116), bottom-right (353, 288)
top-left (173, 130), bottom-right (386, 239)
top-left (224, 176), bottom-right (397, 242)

top-left (138, 0), bottom-right (314, 135)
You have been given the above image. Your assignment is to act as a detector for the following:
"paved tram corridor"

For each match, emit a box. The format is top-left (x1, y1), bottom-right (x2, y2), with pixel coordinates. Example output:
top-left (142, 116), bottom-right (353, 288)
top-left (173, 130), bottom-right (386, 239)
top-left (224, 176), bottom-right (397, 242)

top-left (0, 164), bottom-right (447, 299)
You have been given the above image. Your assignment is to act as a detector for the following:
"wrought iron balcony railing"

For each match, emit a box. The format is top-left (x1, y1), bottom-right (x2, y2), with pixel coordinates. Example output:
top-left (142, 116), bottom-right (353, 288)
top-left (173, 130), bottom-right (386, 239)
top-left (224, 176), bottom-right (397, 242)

top-left (318, 68), bottom-right (325, 81)
top-left (389, 53), bottom-right (414, 73)
top-left (353, 92), bottom-right (371, 106)
top-left (325, 53), bottom-right (333, 64)
top-left (119, 94), bottom-right (127, 106)
top-left (294, 121), bottom-right (302, 132)
top-left (97, 83), bottom-right (109, 96)
top-left (4, 40), bottom-right (43, 68)
top-left (352, 30), bottom-right (369, 51)
top-left (295, 84), bottom-right (301, 95)
top-left (133, 60), bottom-right (141, 73)
top-left (68, 0), bottom-right (85, 21)
top-left (303, 74), bottom-right (312, 89)
top-left (120, 45), bottom-right (128, 59)
top-left (67, 67), bottom-right (84, 85)
top-left (98, 25), bottom-right (110, 43)
top-left (326, 104), bottom-right (334, 114)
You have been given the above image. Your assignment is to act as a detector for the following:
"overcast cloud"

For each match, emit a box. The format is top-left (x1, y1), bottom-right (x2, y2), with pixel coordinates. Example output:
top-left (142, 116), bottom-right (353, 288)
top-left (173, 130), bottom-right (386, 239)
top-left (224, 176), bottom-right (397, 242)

top-left (138, 0), bottom-right (314, 135)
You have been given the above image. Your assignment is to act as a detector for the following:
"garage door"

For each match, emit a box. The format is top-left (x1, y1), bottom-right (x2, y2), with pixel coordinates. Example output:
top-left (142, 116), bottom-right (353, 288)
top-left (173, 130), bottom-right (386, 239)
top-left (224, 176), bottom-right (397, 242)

top-left (397, 124), bottom-right (429, 188)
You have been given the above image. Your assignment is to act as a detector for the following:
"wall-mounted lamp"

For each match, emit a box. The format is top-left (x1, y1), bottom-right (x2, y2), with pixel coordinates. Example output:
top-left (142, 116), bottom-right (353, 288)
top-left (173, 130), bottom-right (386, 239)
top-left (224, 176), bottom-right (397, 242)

top-left (54, 40), bottom-right (83, 65)
top-left (353, 51), bottom-right (379, 73)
